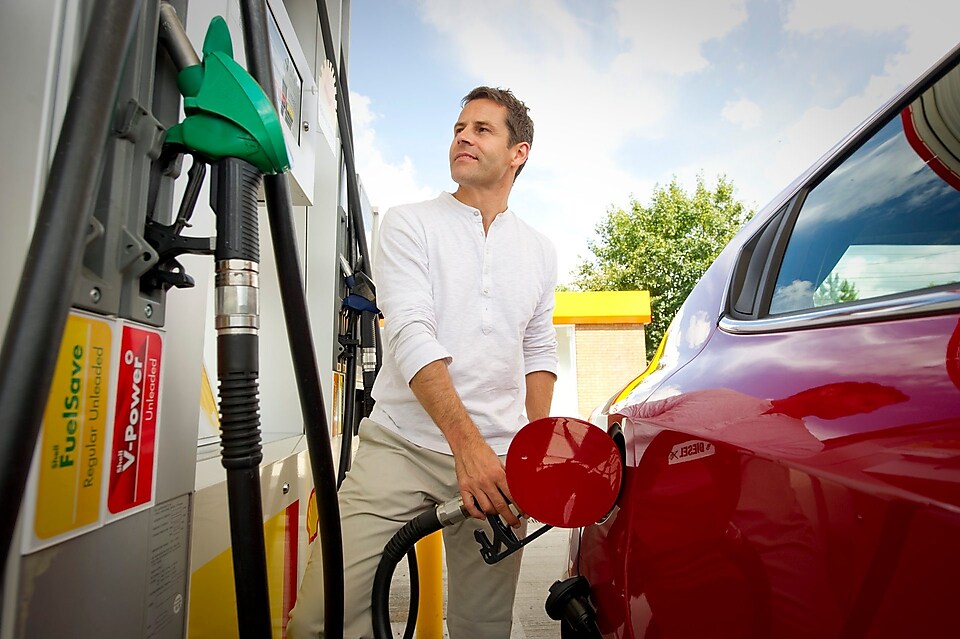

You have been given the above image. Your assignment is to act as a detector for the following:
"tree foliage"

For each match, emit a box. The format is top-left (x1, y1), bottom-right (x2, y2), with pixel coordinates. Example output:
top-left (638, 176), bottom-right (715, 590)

top-left (813, 272), bottom-right (860, 306)
top-left (573, 175), bottom-right (753, 359)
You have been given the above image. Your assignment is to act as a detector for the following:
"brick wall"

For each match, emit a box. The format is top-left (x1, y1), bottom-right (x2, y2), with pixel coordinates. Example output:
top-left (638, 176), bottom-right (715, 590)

top-left (574, 324), bottom-right (647, 419)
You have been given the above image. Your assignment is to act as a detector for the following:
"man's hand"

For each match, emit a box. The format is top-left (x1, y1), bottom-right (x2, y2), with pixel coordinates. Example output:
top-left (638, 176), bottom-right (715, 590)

top-left (451, 432), bottom-right (521, 528)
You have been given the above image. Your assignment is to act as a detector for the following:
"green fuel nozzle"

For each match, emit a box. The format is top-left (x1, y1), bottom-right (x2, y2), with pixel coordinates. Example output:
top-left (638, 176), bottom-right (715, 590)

top-left (159, 4), bottom-right (289, 175)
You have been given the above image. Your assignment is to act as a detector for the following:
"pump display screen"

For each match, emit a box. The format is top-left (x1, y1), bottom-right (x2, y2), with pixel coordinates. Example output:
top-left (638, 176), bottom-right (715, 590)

top-left (267, 6), bottom-right (302, 143)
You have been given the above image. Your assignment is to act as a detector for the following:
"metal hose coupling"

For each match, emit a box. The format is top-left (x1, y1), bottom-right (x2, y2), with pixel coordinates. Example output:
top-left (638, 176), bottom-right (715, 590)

top-left (436, 496), bottom-right (469, 527)
top-left (216, 260), bottom-right (259, 336)
top-left (214, 258), bottom-right (261, 470)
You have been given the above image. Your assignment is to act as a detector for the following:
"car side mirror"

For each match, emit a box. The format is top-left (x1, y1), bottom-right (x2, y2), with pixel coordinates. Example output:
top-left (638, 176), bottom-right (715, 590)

top-left (506, 417), bottom-right (623, 528)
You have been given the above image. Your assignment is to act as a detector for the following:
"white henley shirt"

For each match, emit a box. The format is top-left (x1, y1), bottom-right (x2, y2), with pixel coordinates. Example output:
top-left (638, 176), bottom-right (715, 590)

top-left (369, 192), bottom-right (558, 455)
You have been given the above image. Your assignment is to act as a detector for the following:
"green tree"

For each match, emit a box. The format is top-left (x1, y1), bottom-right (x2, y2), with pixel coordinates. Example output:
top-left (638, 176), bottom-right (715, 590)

top-left (812, 272), bottom-right (860, 306)
top-left (573, 175), bottom-right (753, 359)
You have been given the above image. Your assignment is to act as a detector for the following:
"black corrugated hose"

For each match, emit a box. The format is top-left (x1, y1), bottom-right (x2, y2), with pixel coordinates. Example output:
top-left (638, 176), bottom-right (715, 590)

top-left (372, 510), bottom-right (444, 639)
top-left (371, 498), bottom-right (467, 639)
top-left (337, 309), bottom-right (358, 489)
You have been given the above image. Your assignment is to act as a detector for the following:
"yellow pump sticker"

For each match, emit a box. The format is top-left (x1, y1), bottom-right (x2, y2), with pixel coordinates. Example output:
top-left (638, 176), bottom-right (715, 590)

top-left (331, 370), bottom-right (345, 437)
top-left (33, 312), bottom-right (114, 540)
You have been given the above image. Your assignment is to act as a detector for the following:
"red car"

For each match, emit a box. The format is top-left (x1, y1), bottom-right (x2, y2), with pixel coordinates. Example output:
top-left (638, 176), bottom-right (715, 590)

top-left (560, 42), bottom-right (960, 638)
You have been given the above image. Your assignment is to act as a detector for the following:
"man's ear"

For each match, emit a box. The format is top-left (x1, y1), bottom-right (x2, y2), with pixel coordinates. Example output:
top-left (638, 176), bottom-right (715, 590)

top-left (511, 142), bottom-right (530, 169)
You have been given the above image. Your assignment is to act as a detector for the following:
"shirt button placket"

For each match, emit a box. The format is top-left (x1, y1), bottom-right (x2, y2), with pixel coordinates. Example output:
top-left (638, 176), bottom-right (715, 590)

top-left (479, 209), bottom-right (496, 333)
top-left (481, 235), bottom-right (491, 333)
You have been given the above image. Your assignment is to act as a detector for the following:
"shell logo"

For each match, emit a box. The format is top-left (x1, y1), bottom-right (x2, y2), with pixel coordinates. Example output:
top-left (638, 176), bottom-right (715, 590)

top-left (306, 488), bottom-right (319, 543)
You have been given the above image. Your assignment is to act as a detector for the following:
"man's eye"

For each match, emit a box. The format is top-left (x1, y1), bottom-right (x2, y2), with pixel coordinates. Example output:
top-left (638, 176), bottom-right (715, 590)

top-left (478, 127), bottom-right (489, 133)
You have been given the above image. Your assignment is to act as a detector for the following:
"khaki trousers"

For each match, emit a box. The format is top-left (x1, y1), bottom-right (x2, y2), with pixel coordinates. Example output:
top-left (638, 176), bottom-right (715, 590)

top-left (287, 418), bottom-right (525, 639)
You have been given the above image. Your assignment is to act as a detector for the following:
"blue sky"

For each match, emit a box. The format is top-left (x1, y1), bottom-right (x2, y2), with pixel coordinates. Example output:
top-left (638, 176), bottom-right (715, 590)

top-left (346, 0), bottom-right (959, 283)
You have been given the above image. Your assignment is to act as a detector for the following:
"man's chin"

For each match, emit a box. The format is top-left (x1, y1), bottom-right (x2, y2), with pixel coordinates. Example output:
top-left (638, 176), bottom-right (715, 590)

top-left (450, 168), bottom-right (476, 185)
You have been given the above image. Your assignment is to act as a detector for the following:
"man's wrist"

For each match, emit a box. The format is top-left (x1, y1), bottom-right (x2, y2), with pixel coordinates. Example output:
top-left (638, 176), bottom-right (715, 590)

top-left (445, 420), bottom-right (485, 456)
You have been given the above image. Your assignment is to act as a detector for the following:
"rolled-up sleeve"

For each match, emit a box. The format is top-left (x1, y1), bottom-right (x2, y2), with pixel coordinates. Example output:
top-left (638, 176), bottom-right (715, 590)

top-left (375, 208), bottom-right (453, 384)
top-left (523, 241), bottom-right (559, 376)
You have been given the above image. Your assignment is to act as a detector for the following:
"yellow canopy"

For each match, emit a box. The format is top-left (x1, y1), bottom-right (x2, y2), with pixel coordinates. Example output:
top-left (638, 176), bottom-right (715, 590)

top-left (553, 290), bottom-right (651, 325)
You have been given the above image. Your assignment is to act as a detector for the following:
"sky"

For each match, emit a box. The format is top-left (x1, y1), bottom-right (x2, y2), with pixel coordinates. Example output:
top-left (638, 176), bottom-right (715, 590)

top-left (345, 0), bottom-right (960, 284)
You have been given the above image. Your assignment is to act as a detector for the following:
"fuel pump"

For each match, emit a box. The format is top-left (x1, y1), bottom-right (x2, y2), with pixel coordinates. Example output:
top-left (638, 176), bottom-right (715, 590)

top-left (1, 0), bottom-right (349, 635)
top-left (314, 0), bottom-right (383, 467)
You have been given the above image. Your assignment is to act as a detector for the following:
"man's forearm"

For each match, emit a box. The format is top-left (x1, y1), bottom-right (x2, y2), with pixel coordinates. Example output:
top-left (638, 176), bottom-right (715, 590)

top-left (409, 359), bottom-right (483, 453)
top-left (409, 359), bottom-right (520, 524)
top-left (525, 370), bottom-right (556, 422)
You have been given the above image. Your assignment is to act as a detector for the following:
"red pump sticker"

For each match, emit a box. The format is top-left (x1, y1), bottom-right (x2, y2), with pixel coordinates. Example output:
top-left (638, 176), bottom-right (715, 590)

top-left (107, 324), bottom-right (163, 515)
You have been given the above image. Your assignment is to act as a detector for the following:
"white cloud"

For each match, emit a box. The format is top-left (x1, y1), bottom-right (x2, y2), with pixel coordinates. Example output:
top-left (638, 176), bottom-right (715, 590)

top-left (770, 279), bottom-right (816, 313)
top-left (653, 5), bottom-right (959, 212)
top-left (784, 0), bottom-right (959, 119)
top-left (613, 0), bottom-right (748, 75)
top-left (686, 311), bottom-right (712, 348)
top-left (414, 0), bottom-right (750, 279)
top-left (350, 91), bottom-right (435, 212)
top-left (786, 0), bottom-right (956, 46)
top-left (759, 2), bottom-right (960, 211)
top-left (721, 98), bottom-right (763, 129)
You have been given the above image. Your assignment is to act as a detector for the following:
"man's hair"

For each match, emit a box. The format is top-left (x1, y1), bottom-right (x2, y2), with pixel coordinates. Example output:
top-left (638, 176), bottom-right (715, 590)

top-left (462, 86), bottom-right (534, 178)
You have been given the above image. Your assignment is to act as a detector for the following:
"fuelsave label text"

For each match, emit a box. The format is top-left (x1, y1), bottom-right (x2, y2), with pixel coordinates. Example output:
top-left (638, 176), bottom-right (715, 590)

top-left (35, 313), bottom-right (112, 539)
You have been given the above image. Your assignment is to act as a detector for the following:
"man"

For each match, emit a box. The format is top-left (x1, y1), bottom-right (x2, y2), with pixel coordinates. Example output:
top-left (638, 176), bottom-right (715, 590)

top-left (288, 86), bottom-right (558, 638)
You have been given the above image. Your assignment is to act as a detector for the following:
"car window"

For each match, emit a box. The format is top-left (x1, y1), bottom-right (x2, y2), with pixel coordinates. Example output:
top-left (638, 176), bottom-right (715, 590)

top-left (768, 66), bottom-right (960, 315)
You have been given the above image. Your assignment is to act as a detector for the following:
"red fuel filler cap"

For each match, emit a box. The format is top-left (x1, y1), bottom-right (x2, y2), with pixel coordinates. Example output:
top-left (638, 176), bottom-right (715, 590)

top-left (506, 417), bottom-right (623, 528)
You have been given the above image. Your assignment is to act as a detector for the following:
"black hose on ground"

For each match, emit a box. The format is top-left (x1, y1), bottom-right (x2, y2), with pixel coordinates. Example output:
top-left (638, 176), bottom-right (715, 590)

top-left (372, 511), bottom-right (444, 639)
top-left (372, 498), bottom-right (467, 639)
top-left (403, 549), bottom-right (420, 639)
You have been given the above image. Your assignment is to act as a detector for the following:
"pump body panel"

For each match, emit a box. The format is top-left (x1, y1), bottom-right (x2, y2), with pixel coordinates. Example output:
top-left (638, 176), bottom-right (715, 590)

top-left (1, 0), bottom-right (356, 636)
top-left (569, 42), bottom-right (960, 639)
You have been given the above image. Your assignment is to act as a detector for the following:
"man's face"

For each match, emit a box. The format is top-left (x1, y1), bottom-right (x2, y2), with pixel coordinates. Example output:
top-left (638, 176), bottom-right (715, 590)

top-left (449, 98), bottom-right (527, 188)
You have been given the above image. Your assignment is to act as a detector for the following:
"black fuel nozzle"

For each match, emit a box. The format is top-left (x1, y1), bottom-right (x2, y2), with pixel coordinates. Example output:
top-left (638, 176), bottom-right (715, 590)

top-left (338, 255), bottom-right (379, 423)
top-left (546, 576), bottom-right (601, 638)
top-left (143, 153), bottom-right (213, 294)
top-left (340, 254), bottom-right (379, 314)
top-left (474, 511), bottom-right (554, 565)
top-left (209, 154), bottom-right (270, 639)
